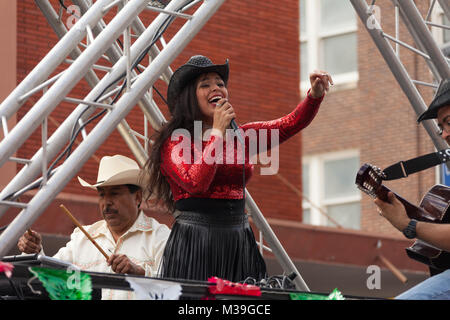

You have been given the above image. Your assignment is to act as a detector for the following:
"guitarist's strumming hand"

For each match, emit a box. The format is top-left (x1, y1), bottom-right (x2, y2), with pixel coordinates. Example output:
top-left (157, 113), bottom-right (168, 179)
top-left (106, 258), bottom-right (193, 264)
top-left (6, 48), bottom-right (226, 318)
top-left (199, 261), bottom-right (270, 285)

top-left (374, 192), bottom-right (410, 233)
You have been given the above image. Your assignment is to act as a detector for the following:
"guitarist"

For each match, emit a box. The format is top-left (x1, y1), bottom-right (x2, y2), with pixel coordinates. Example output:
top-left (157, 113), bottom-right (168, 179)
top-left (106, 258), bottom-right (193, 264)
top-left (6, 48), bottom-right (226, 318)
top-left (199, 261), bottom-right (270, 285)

top-left (375, 78), bottom-right (450, 300)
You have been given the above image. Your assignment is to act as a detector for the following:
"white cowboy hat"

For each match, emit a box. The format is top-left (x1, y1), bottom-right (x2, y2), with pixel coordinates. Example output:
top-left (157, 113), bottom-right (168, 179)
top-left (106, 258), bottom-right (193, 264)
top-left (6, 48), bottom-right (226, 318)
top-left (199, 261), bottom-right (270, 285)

top-left (77, 155), bottom-right (147, 190)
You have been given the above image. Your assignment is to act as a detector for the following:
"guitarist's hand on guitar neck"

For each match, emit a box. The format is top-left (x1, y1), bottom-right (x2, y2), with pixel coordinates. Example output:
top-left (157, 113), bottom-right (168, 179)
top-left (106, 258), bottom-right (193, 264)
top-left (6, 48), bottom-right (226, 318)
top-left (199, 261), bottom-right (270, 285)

top-left (374, 191), bottom-right (410, 233)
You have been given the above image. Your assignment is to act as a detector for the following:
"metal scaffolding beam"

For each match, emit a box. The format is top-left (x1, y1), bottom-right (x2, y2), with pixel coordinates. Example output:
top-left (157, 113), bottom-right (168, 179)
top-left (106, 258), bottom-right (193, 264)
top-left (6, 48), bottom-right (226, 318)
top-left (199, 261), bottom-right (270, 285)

top-left (350, 0), bottom-right (450, 156)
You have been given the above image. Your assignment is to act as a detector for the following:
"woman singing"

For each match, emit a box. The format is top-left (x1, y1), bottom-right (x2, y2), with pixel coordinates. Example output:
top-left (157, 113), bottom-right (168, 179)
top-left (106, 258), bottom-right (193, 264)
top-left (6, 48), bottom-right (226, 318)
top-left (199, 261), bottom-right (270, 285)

top-left (145, 55), bottom-right (332, 282)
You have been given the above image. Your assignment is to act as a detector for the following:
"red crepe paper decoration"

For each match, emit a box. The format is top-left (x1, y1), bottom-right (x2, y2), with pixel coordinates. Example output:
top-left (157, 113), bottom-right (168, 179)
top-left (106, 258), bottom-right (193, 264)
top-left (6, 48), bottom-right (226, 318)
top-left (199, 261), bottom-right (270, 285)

top-left (0, 261), bottom-right (14, 278)
top-left (208, 277), bottom-right (261, 297)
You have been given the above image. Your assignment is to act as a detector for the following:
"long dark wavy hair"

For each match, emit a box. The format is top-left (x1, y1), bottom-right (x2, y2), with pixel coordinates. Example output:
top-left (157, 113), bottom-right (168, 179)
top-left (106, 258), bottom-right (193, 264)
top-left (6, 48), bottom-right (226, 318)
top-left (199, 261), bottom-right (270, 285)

top-left (145, 80), bottom-right (203, 213)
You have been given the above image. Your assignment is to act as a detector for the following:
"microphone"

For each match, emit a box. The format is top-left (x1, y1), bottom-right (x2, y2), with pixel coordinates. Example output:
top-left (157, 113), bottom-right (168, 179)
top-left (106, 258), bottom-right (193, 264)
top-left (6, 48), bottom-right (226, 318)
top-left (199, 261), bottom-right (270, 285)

top-left (215, 99), bottom-right (244, 145)
top-left (230, 118), bottom-right (245, 146)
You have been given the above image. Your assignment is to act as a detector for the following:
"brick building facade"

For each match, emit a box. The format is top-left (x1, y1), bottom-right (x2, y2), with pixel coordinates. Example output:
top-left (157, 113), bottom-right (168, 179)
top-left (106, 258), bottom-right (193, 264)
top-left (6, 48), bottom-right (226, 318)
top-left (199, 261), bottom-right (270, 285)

top-left (301, 0), bottom-right (436, 236)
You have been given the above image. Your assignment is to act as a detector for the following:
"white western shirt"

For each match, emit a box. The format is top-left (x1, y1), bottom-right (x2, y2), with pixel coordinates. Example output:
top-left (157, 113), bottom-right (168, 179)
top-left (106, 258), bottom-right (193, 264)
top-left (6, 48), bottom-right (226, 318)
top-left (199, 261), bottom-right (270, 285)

top-left (52, 211), bottom-right (170, 300)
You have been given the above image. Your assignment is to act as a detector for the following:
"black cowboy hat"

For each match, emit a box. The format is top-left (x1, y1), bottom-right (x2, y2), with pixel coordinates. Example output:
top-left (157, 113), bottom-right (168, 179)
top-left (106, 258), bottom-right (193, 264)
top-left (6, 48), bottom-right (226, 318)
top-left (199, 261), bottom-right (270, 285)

top-left (417, 78), bottom-right (450, 122)
top-left (166, 55), bottom-right (229, 109)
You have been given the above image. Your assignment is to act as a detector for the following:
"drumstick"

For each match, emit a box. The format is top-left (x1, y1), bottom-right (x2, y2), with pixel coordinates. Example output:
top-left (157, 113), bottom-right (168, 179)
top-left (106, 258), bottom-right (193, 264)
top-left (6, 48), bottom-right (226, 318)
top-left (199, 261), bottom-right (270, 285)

top-left (59, 204), bottom-right (110, 261)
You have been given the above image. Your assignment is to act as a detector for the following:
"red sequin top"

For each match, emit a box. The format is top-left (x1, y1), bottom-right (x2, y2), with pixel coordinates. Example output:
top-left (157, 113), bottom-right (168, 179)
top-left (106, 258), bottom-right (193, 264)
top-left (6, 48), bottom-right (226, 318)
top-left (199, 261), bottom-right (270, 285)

top-left (160, 92), bottom-right (324, 201)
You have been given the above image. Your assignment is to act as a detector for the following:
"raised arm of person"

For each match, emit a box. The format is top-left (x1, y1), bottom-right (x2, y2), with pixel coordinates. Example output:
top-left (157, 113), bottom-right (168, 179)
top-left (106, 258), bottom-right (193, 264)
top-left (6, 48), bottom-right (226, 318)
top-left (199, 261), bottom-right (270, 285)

top-left (240, 70), bottom-right (332, 156)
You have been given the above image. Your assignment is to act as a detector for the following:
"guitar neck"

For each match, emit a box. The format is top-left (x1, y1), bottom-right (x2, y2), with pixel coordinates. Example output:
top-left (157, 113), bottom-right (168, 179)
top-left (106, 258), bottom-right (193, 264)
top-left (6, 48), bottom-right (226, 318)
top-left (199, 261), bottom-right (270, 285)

top-left (376, 185), bottom-right (430, 221)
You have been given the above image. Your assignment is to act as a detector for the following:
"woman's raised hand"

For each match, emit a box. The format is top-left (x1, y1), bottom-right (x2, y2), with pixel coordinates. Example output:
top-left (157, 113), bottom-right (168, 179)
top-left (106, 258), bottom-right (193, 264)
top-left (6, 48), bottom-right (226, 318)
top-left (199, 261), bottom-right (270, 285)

top-left (309, 70), bottom-right (333, 98)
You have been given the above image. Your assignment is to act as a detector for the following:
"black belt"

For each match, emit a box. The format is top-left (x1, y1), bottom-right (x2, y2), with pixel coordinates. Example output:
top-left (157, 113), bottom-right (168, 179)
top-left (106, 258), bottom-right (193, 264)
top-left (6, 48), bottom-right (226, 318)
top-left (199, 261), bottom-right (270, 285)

top-left (176, 210), bottom-right (248, 226)
top-left (175, 198), bottom-right (245, 214)
top-left (175, 198), bottom-right (247, 226)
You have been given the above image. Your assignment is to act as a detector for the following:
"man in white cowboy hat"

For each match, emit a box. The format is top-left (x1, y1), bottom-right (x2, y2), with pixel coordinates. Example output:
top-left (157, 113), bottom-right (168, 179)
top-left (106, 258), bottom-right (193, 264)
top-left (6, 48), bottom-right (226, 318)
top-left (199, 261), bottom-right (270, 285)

top-left (17, 155), bottom-right (170, 300)
top-left (374, 78), bottom-right (450, 299)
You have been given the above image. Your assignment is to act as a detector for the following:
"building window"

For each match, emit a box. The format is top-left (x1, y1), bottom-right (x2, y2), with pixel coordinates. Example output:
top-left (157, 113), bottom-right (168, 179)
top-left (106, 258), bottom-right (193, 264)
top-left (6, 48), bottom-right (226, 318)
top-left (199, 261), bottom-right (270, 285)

top-left (302, 151), bottom-right (361, 230)
top-left (430, 2), bottom-right (450, 47)
top-left (300, 0), bottom-right (358, 92)
top-left (444, 14), bottom-right (450, 43)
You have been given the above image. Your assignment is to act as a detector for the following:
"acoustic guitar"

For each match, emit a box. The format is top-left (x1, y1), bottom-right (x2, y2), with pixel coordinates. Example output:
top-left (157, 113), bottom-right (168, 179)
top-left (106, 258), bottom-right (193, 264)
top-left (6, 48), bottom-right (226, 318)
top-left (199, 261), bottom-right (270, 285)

top-left (356, 163), bottom-right (450, 271)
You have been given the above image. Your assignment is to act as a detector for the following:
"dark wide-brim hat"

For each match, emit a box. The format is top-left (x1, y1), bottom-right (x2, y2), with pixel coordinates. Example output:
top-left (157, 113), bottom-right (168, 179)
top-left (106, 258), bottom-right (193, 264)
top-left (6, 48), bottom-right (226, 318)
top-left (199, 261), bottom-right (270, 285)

top-left (417, 78), bottom-right (450, 122)
top-left (167, 55), bottom-right (229, 109)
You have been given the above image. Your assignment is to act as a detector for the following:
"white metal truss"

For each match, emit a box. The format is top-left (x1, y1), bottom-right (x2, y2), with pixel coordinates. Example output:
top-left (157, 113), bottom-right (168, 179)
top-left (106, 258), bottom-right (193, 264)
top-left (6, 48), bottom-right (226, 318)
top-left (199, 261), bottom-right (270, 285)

top-left (350, 0), bottom-right (450, 154)
top-left (0, 0), bottom-right (310, 291)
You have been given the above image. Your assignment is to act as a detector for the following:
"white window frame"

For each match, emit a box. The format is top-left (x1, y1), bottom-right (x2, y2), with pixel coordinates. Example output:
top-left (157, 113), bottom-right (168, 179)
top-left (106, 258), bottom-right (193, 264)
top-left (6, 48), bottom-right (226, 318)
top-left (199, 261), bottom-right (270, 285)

top-left (430, 1), bottom-right (445, 45)
top-left (432, 1), bottom-right (450, 47)
top-left (300, 0), bottom-right (359, 93)
top-left (302, 150), bottom-right (361, 228)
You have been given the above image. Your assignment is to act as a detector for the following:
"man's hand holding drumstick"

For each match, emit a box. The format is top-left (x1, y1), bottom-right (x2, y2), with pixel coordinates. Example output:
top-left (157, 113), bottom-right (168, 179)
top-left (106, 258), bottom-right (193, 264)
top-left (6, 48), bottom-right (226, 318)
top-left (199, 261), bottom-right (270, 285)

top-left (17, 204), bottom-right (145, 276)
top-left (17, 229), bottom-right (42, 254)
top-left (61, 204), bottom-right (145, 275)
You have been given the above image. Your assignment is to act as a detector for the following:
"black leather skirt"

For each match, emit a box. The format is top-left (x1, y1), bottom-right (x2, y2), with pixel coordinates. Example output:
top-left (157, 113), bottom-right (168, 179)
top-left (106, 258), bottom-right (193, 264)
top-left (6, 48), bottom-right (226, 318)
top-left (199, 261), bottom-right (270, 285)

top-left (158, 198), bottom-right (267, 282)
